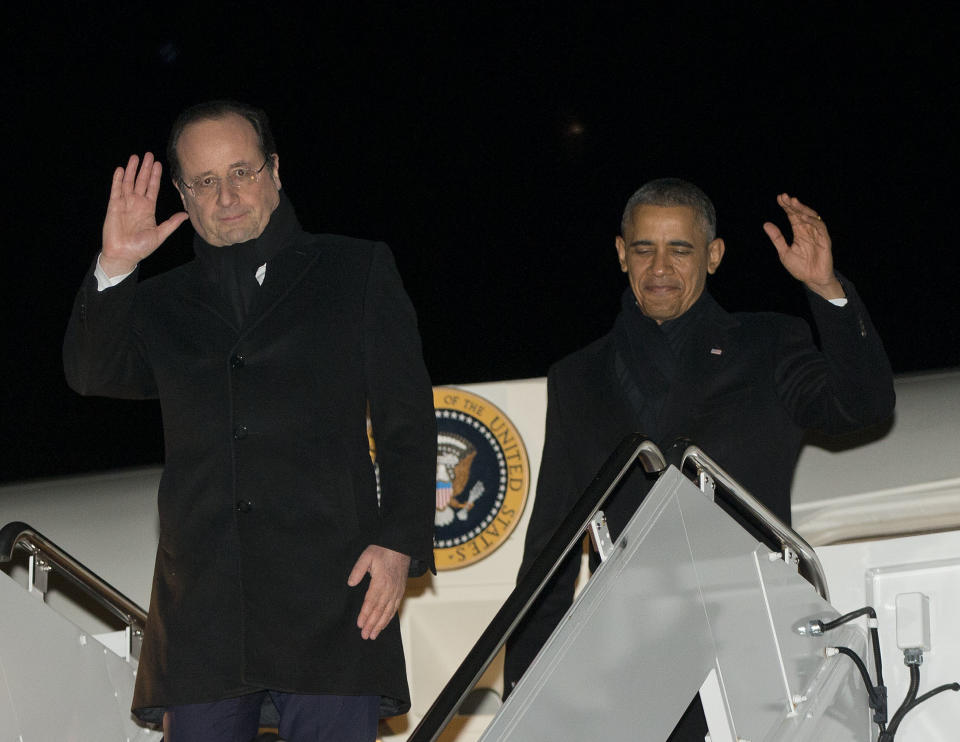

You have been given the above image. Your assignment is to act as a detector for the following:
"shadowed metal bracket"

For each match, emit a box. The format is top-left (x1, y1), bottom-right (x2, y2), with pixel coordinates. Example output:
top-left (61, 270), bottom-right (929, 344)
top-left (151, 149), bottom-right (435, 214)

top-left (0, 520), bottom-right (147, 659)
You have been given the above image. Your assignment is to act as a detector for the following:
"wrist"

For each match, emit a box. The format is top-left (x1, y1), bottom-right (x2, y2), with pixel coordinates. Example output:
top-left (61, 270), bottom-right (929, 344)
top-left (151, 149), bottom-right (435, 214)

top-left (98, 253), bottom-right (138, 278)
top-left (804, 277), bottom-right (845, 301)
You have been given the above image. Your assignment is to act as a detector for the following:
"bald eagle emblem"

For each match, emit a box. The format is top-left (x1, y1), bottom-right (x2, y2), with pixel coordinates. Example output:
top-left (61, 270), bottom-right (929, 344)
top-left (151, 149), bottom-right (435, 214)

top-left (435, 433), bottom-right (486, 527)
top-left (433, 387), bottom-right (530, 569)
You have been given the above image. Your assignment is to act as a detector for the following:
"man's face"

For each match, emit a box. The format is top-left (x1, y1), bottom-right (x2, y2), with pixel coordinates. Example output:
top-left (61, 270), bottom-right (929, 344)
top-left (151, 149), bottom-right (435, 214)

top-left (615, 204), bottom-right (724, 323)
top-left (174, 113), bottom-right (281, 246)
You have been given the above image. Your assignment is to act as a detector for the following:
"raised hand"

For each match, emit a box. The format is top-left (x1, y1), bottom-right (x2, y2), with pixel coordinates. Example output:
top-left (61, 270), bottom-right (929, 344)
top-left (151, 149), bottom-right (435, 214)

top-left (100, 153), bottom-right (189, 277)
top-left (347, 544), bottom-right (411, 640)
top-left (762, 193), bottom-right (844, 300)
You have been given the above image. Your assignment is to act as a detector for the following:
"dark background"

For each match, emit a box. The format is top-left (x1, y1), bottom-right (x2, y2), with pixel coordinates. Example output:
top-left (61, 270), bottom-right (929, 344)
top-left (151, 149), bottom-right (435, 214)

top-left (3, 3), bottom-right (958, 483)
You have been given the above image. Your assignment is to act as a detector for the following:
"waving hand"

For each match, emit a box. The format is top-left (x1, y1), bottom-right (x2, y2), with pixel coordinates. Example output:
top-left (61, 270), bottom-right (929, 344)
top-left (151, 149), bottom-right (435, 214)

top-left (762, 193), bottom-right (844, 300)
top-left (100, 153), bottom-right (189, 277)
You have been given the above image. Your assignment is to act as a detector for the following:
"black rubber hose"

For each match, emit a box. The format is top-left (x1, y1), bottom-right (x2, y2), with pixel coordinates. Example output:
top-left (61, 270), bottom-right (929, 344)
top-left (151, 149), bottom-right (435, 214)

top-left (820, 606), bottom-right (876, 632)
top-left (880, 664), bottom-right (920, 741)
top-left (897, 682), bottom-right (960, 726)
top-left (817, 607), bottom-right (886, 697)
top-left (833, 647), bottom-right (875, 699)
top-left (870, 627), bottom-right (885, 689)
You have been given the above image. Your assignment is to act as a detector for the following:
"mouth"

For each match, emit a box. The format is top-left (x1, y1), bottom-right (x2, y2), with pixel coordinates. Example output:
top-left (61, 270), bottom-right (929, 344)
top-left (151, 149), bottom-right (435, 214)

top-left (217, 213), bottom-right (249, 226)
top-left (643, 283), bottom-right (680, 295)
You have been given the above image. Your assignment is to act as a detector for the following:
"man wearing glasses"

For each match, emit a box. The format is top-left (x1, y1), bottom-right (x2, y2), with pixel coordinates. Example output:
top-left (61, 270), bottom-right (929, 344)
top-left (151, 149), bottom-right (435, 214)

top-left (64, 101), bottom-right (437, 742)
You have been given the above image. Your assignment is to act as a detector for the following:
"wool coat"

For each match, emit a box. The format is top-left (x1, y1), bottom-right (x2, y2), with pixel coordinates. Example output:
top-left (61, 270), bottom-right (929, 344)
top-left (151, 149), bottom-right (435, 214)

top-left (64, 209), bottom-right (436, 722)
top-left (505, 281), bottom-right (895, 692)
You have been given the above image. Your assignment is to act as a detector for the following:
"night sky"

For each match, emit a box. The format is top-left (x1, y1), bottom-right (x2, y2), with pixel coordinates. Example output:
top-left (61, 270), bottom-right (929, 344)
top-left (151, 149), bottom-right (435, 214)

top-left (4, 4), bottom-right (958, 483)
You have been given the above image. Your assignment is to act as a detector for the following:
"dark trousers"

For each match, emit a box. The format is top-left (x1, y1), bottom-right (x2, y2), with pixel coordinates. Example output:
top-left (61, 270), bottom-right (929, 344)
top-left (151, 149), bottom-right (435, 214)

top-left (162, 691), bottom-right (380, 742)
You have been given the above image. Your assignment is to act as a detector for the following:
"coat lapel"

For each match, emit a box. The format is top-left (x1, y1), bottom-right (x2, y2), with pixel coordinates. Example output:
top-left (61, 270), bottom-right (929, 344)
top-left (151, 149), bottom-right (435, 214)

top-left (172, 262), bottom-right (239, 332)
top-left (597, 339), bottom-right (646, 438)
top-left (658, 297), bottom-right (740, 440)
top-left (241, 234), bottom-right (321, 335)
top-left (170, 236), bottom-right (322, 337)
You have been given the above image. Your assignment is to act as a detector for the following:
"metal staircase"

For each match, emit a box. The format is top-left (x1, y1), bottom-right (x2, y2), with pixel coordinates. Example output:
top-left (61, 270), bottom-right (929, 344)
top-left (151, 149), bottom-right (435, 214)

top-left (0, 522), bottom-right (159, 741)
top-left (410, 438), bottom-right (873, 741)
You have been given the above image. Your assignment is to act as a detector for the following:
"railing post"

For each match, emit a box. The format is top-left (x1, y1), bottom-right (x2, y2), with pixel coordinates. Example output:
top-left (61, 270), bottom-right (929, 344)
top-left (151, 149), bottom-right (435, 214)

top-left (29, 553), bottom-right (50, 600)
top-left (1, 520), bottom-right (148, 659)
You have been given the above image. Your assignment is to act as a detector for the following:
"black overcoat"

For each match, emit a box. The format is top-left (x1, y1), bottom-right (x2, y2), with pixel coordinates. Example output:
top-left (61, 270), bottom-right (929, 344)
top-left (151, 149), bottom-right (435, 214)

top-left (64, 222), bottom-right (437, 720)
top-left (505, 282), bottom-right (895, 690)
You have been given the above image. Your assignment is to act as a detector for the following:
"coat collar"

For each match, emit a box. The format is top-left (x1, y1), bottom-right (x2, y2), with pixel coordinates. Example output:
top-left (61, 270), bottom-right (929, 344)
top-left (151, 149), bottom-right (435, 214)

top-left (657, 293), bottom-right (740, 439)
top-left (184, 193), bottom-right (320, 334)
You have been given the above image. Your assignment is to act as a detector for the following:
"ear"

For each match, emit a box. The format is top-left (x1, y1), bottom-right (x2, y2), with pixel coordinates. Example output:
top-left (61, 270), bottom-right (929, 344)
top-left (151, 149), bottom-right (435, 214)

top-left (173, 179), bottom-right (187, 207)
top-left (706, 237), bottom-right (725, 274)
top-left (614, 236), bottom-right (628, 272)
top-left (269, 153), bottom-right (282, 190)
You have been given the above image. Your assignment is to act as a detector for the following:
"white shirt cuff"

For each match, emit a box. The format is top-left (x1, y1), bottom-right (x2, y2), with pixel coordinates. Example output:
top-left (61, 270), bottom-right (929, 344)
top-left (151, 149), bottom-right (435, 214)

top-left (94, 254), bottom-right (135, 292)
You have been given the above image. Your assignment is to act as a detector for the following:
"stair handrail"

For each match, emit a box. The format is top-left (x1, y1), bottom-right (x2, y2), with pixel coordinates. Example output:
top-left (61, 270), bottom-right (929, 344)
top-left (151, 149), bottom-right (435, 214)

top-left (679, 445), bottom-right (830, 602)
top-left (0, 520), bottom-right (147, 632)
top-left (408, 433), bottom-right (667, 742)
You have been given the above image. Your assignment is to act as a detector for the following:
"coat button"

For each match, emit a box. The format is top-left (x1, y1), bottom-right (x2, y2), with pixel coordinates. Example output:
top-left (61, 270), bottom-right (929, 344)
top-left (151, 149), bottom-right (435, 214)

top-left (233, 425), bottom-right (248, 440)
top-left (236, 500), bottom-right (252, 513)
top-left (231, 353), bottom-right (245, 368)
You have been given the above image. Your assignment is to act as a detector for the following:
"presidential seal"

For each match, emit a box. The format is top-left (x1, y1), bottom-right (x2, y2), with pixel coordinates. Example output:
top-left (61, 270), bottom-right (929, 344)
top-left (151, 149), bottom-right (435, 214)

top-left (433, 387), bottom-right (530, 569)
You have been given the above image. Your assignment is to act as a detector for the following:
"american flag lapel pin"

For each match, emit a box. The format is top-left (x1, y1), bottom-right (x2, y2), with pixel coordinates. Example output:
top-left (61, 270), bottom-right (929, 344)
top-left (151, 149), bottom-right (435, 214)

top-left (710, 347), bottom-right (723, 356)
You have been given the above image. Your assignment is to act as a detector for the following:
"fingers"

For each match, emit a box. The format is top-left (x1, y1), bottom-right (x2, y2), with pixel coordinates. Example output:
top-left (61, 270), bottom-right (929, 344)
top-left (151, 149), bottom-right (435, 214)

top-left (145, 157), bottom-right (164, 202)
top-left (777, 193), bottom-right (824, 228)
top-left (113, 155), bottom-right (137, 202)
top-left (348, 545), bottom-right (410, 640)
top-left (109, 165), bottom-right (125, 201)
top-left (346, 551), bottom-right (371, 587)
top-left (116, 153), bottom-right (163, 200)
top-left (156, 211), bottom-right (190, 243)
top-left (133, 152), bottom-right (153, 194)
top-left (762, 221), bottom-right (789, 258)
top-left (120, 154), bottom-right (140, 196)
top-left (356, 577), bottom-right (402, 640)
top-left (132, 152), bottom-right (156, 196)
top-left (766, 194), bottom-right (835, 285)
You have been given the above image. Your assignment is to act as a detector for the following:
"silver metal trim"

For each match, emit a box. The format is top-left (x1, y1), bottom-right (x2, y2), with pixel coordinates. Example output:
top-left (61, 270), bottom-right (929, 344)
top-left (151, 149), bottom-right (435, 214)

top-left (680, 445), bottom-right (830, 602)
top-left (1, 523), bottom-right (147, 658)
top-left (588, 511), bottom-right (615, 562)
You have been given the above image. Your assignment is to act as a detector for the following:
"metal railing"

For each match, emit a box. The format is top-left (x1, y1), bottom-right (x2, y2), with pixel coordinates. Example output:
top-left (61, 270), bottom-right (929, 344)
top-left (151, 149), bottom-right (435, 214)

top-left (408, 434), bottom-right (835, 741)
top-left (408, 433), bottom-right (667, 742)
top-left (679, 445), bottom-right (830, 601)
top-left (0, 520), bottom-right (147, 658)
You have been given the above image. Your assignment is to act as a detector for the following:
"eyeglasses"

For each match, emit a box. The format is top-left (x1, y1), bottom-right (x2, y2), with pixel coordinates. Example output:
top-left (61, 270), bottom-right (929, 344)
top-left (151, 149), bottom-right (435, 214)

top-left (180, 157), bottom-right (271, 200)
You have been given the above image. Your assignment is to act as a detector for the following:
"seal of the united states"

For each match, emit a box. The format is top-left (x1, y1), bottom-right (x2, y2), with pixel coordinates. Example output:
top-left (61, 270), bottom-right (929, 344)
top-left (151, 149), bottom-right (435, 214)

top-left (433, 387), bottom-right (530, 569)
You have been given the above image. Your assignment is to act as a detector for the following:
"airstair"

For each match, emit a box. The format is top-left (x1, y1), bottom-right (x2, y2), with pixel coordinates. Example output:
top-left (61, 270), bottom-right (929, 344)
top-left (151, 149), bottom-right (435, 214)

top-left (408, 436), bottom-right (956, 741)
top-left (0, 521), bottom-right (158, 741)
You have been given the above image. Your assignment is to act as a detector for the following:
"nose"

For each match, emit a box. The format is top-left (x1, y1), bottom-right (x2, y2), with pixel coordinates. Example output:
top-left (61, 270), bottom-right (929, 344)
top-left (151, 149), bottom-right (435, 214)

top-left (216, 180), bottom-right (239, 206)
top-left (651, 249), bottom-right (672, 276)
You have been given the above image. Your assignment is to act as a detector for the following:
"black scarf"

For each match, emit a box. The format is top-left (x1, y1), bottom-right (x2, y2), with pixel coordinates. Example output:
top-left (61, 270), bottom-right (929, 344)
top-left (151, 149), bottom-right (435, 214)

top-left (612, 289), bottom-right (709, 440)
top-left (192, 190), bottom-right (302, 326)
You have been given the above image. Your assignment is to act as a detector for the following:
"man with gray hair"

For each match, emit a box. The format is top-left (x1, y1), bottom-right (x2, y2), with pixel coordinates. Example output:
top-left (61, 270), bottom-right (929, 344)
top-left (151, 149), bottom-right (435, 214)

top-left (505, 177), bottom-right (895, 739)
